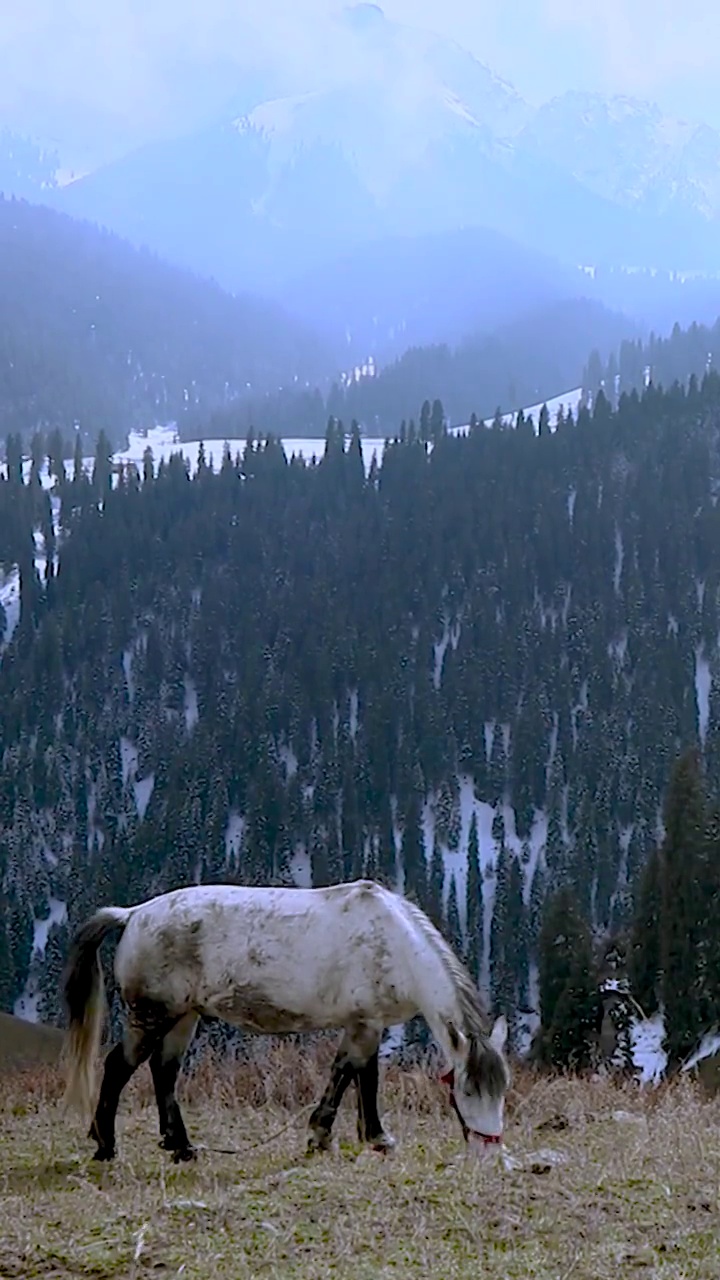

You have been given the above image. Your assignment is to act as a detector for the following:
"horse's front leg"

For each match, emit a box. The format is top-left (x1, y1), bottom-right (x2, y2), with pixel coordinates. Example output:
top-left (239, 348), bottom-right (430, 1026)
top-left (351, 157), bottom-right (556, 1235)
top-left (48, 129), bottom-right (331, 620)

top-left (307, 1041), bottom-right (356, 1153)
top-left (308, 1024), bottom-right (394, 1154)
top-left (355, 1047), bottom-right (395, 1153)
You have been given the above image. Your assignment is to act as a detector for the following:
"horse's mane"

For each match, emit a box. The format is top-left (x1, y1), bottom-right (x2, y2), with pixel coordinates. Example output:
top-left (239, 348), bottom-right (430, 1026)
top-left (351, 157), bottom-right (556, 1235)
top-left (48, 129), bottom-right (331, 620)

top-left (395, 891), bottom-right (510, 1098)
top-left (395, 892), bottom-right (490, 1039)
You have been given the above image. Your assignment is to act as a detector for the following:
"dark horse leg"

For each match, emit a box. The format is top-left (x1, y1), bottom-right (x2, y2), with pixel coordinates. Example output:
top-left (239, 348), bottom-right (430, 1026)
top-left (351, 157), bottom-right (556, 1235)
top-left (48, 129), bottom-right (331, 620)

top-left (307, 1041), bottom-right (357, 1153)
top-left (89, 1005), bottom-right (172, 1161)
top-left (356, 1048), bottom-right (395, 1152)
top-left (308, 1024), bottom-right (393, 1154)
top-left (149, 1012), bottom-right (199, 1163)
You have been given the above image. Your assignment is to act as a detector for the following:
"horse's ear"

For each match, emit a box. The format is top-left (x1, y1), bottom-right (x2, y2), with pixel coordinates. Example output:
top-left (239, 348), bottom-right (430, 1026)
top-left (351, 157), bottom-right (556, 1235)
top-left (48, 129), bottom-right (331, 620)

top-left (489, 1014), bottom-right (508, 1053)
top-left (446, 1021), bottom-right (468, 1058)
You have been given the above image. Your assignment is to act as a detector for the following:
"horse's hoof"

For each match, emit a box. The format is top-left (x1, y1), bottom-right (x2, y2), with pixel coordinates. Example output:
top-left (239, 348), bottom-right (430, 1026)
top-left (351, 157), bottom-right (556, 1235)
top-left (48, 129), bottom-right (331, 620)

top-left (91, 1147), bottom-right (115, 1162)
top-left (371, 1133), bottom-right (396, 1155)
top-left (306, 1130), bottom-right (332, 1156)
top-left (171, 1146), bottom-right (197, 1164)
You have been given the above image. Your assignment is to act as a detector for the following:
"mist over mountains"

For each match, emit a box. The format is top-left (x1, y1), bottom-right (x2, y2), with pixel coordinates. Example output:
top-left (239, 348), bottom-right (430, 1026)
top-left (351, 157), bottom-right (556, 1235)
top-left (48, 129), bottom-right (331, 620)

top-left (24, 3), bottom-right (720, 307)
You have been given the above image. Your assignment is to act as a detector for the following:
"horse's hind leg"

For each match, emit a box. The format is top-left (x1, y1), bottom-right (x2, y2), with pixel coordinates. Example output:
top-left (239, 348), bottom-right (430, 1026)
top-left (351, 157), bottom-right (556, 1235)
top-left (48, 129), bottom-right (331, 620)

top-left (89, 1015), bottom-right (163, 1161)
top-left (150, 1012), bottom-right (199, 1164)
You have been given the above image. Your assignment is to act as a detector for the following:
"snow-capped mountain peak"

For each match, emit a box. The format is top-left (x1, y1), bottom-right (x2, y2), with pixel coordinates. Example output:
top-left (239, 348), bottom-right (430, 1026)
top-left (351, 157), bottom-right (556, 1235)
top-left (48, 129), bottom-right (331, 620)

top-left (521, 90), bottom-right (720, 220)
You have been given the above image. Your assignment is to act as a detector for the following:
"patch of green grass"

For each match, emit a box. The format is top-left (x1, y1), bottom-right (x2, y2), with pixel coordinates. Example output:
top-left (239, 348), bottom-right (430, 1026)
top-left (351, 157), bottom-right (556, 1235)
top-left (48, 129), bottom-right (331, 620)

top-left (0, 1066), bottom-right (718, 1278)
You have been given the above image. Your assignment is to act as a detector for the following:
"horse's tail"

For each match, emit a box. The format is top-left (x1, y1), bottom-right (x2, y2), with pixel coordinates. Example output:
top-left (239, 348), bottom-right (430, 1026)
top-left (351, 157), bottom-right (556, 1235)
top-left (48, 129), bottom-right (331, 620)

top-left (61, 906), bottom-right (132, 1119)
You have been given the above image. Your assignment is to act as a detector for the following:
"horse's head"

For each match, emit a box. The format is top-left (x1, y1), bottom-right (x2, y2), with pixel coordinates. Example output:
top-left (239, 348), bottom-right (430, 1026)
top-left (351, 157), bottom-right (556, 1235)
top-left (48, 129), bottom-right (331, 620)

top-left (441, 1015), bottom-right (510, 1155)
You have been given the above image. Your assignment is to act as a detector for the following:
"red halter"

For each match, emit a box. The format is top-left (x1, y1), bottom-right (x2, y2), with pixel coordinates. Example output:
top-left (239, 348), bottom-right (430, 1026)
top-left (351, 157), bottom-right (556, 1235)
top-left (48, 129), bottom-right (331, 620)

top-left (439, 1068), bottom-right (503, 1145)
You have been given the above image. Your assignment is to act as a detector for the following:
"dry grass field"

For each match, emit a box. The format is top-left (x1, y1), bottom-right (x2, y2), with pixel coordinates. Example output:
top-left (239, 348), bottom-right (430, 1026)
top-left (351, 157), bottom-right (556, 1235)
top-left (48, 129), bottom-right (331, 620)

top-left (0, 1042), bottom-right (718, 1279)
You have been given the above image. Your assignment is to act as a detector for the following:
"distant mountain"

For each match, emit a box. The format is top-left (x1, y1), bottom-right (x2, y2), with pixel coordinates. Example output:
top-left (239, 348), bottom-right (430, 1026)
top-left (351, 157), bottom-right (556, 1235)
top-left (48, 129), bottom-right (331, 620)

top-left (279, 228), bottom-right (581, 362)
top-left (521, 92), bottom-right (720, 223)
top-left (0, 196), bottom-right (333, 447)
top-left (35, 3), bottom-right (720, 321)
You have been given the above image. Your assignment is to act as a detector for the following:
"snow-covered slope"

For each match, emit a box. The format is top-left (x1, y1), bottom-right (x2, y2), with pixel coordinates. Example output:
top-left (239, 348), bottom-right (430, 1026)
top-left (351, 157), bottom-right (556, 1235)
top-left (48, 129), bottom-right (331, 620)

top-left (521, 92), bottom-right (720, 222)
top-left (232, 2), bottom-right (528, 205)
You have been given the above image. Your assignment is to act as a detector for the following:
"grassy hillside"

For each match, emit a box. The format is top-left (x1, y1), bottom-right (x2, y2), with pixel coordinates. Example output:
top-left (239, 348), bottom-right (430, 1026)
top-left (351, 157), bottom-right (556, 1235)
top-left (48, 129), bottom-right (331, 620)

top-left (0, 1055), bottom-right (717, 1278)
top-left (0, 1012), bottom-right (63, 1067)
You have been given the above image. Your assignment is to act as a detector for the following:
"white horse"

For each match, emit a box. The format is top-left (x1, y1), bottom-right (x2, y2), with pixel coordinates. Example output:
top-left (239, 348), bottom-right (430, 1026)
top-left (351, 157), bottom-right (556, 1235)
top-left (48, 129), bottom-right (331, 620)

top-left (62, 879), bottom-right (510, 1162)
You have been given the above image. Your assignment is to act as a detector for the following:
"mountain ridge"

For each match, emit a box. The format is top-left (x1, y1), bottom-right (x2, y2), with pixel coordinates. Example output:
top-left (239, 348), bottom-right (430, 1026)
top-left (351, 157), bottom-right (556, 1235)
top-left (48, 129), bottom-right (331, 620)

top-left (34, 5), bottom-right (720, 299)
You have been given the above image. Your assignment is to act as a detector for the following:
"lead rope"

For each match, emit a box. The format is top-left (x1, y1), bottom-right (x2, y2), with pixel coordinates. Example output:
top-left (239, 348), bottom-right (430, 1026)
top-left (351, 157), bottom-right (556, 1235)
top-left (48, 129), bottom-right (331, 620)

top-left (193, 1102), bottom-right (318, 1155)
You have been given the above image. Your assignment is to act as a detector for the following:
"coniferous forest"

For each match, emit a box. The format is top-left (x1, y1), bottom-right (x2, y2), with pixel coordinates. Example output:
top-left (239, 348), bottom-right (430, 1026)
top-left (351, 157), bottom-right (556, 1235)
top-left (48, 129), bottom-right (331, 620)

top-left (2, 373), bottom-right (720, 1067)
top-left (196, 298), bottom-right (633, 441)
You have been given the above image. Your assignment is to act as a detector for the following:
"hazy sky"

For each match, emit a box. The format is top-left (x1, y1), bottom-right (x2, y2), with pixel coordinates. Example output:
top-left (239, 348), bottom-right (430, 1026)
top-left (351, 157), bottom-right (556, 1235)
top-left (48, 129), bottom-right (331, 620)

top-left (1, 1), bottom-right (718, 165)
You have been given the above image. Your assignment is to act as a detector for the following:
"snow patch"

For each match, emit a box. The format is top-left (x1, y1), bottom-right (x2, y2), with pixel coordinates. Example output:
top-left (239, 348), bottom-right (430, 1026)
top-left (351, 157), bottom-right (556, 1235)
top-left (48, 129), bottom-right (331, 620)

top-left (432, 615), bottom-right (460, 690)
top-left (695, 646), bottom-right (711, 745)
top-left (133, 773), bottom-right (155, 821)
top-left (545, 713), bottom-right (559, 786)
top-left (13, 991), bottom-right (39, 1022)
top-left (290, 841), bottom-right (312, 888)
top-left (32, 898), bottom-right (67, 956)
top-left (567, 487), bottom-right (577, 527)
top-left (120, 736), bottom-right (153, 818)
top-left (613, 527), bottom-right (624, 595)
top-left (571, 679), bottom-right (589, 749)
top-left (122, 647), bottom-right (135, 702)
top-left (608, 631), bottom-right (628, 664)
top-left (478, 387), bottom-right (583, 434)
top-left (631, 1013), bottom-right (667, 1084)
top-left (184, 674), bottom-right (199, 732)
top-left (682, 1029), bottom-right (720, 1073)
top-left (225, 812), bottom-right (245, 868)
top-left (0, 566), bottom-right (20, 647)
top-left (349, 688), bottom-right (359, 741)
top-left (119, 736), bottom-right (138, 785)
top-left (279, 741), bottom-right (298, 781)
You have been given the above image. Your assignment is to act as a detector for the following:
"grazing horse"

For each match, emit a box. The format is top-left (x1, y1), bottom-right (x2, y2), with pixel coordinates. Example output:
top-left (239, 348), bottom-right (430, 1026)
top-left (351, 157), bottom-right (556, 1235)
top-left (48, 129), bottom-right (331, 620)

top-left (62, 879), bottom-right (510, 1162)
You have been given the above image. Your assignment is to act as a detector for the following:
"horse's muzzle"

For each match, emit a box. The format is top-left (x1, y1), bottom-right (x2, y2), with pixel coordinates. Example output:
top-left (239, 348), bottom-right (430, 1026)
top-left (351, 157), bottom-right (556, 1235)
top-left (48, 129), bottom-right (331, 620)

top-left (439, 1068), bottom-right (503, 1150)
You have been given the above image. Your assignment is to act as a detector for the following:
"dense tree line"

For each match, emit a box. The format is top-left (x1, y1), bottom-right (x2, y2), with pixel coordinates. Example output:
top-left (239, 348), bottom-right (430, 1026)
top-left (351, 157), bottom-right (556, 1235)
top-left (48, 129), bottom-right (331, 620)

top-left (193, 298), bottom-right (632, 440)
top-left (0, 195), bottom-right (330, 449)
top-left (628, 748), bottom-right (720, 1066)
top-left (1, 373), bottom-right (720, 1061)
top-left (584, 314), bottom-right (720, 408)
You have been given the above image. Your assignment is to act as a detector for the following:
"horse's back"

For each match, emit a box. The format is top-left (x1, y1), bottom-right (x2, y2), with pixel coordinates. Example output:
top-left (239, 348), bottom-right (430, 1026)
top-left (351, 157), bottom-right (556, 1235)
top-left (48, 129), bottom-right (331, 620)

top-left (113, 878), bottom-right (416, 1030)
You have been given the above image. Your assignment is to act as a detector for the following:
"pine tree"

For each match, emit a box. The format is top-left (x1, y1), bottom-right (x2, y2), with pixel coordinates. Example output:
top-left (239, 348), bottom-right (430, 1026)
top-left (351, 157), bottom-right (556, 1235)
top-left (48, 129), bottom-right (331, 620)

top-left (465, 811), bottom-right (483, 983)
top-left (430, 399), bottom-right (445, 444)
top-left (660, 748), bottom-right (706, 1065)
top-left (627, 846), bottom-right (662, 1015)
top-left (491, 849), bottom-right (528, 1026)
top-left (401, 791), bottom-right (427, 908)
top-left (0, 891), bottom-right (14, 1012)
top-left (537, 887), bottom-right (599, 1070)
top-left (419, 400), bottom-right (431, 444)
top-left (92, 429), bottom-right (113, 497)
top-left (444, 873), bottom-right (463, 956)
top-left (427, 834), bottom-right (445, 930)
